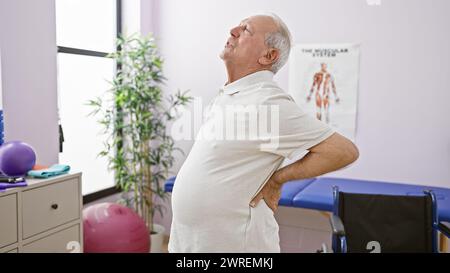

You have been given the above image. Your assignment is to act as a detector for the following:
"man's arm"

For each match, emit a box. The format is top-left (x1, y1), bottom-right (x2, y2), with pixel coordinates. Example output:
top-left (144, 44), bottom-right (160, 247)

top-left (272, 132), bottom-right (358, 184)
top-left (250, 132), bottom-right (359, 210)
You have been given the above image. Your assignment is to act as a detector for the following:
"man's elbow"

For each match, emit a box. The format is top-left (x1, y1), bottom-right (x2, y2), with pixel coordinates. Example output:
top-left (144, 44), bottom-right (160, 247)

top-left (343, 141), bottom-right (359, 165)
top-left (312, 133), bottom-right (359, 167)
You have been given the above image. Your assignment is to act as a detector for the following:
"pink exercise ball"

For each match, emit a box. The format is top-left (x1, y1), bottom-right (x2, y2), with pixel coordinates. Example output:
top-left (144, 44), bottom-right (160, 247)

top-left (83, 202), bottom-right (150, 253)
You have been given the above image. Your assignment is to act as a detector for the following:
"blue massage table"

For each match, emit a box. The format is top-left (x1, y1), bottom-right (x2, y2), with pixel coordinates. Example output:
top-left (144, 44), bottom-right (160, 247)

top-left (164, 176), bottom-right (450, 222)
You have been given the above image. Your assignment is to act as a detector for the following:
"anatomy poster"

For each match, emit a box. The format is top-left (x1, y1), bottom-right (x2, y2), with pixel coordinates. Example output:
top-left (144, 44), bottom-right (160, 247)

top-left (288, 44), bottom-right (360, 140)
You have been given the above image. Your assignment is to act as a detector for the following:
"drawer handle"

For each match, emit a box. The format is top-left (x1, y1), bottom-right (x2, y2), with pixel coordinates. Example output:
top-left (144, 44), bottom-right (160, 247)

top-left (51, 204), bottom-right (59, 210)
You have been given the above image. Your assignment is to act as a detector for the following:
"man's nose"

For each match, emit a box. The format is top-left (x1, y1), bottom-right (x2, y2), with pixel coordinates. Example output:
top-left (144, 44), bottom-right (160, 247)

top-left (230, 26), bottom-right (241, 38)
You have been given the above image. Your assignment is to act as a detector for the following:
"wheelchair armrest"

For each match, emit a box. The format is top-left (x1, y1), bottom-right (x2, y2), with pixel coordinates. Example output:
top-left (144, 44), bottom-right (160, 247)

top-left (329, 215), bottom-right (346, 237)
top-left (438, 221), bottom-right (450, 238)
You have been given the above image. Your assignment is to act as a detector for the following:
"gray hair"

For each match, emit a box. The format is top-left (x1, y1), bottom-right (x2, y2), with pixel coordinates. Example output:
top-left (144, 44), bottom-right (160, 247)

top-left (263, 13), bottom-right (292, 74)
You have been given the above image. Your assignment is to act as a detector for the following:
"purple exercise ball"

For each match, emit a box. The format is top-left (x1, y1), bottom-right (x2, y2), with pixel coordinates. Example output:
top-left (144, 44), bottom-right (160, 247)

top-left (0, 141), bottom-right (36, 176)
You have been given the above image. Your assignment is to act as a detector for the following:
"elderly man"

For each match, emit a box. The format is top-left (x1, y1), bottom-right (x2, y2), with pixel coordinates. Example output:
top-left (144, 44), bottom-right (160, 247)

top-left (168, 13), bottom-right (359, 253)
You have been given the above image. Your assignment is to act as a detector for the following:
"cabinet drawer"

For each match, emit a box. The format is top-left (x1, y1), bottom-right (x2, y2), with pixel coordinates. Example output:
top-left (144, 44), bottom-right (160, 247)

top-left (0, 193), bottom-right (18, 248)
top-left (22, 225), bottom-right (81, 253)
top-left (22, 178), bottom-right (80, 238)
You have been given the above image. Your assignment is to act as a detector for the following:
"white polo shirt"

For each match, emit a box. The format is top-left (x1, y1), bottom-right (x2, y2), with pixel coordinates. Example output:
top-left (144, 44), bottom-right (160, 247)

top-left (168, 70), bottom-right (334, 253)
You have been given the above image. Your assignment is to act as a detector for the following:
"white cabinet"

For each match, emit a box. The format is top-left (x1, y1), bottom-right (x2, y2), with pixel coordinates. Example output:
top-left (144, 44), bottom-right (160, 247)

top-left (0, 193), bottom-right (18, 247)
top-left (0, 173), bottom-right (83, 253)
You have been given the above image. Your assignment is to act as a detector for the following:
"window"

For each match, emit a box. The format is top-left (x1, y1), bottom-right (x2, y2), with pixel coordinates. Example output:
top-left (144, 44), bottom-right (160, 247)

top-left (56, 0), bottom-right (121, 196)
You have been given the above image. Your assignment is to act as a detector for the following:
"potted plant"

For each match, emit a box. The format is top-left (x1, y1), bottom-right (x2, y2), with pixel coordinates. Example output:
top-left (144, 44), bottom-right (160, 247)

top-left (88, 34), bottom-right (191, 252)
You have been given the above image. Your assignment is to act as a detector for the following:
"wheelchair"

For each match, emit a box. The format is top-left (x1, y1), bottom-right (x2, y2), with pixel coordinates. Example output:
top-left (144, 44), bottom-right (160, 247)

top-left (319, 186), bottom-right (450, 253)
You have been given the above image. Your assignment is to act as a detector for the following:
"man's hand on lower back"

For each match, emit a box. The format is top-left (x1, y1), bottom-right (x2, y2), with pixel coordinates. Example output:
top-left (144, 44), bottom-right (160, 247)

top-left (249, 178), bottom-right (282, 213)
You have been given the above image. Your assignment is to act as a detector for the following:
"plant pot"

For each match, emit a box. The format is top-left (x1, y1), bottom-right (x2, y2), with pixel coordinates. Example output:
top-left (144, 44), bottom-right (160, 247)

top-left (149, 223), bottom-right (166, 253)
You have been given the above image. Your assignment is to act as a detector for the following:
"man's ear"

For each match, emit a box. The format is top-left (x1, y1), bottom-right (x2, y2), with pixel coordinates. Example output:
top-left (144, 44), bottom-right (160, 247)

top-left (258, 48), bottom-right (279, 66)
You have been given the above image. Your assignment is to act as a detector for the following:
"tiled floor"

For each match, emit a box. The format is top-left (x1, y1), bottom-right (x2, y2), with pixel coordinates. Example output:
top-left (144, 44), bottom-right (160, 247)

top-left (157, 233), bottom-right (450, 253)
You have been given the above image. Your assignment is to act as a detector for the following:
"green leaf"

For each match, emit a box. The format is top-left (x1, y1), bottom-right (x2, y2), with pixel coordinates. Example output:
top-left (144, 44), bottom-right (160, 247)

top-left (87, 33), bottom-right (192, 222)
